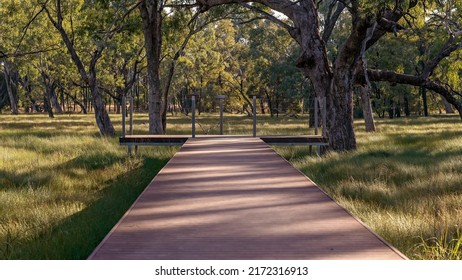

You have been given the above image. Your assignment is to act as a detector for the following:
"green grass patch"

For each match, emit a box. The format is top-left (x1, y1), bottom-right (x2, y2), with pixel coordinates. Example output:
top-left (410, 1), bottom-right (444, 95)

top-left (277, 116), bottom-right (462, 259)
top-left (0, 114), bottom-right (177, 259)
top-left (1, 113), bottom-right (461, 259)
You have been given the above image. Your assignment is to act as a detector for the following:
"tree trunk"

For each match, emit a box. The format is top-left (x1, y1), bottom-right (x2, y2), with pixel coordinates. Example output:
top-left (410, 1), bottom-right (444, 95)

top-left (421, 86), bottom-right (428, 116)
top-left (89, 74), bottom-right (115, 136)
top-left (2, 61), bottom-right (19, 115)
top-left (368, 69), bottom-right (462, 120)
top-left (259, 96), bottom-right (265, 114)
top-left (50, 86), bottom-right (63, 113)
top-left (442, 97), bottom-right (455, 114)
top-left (308, 94), bottom-right (315, 127)
top-left (45, 1), bottom-right (115, 136)
top-left (43, 89), bottom-right (54, 118)
top-left (403, 94), bottom-right (411, 117)
top-left (265, 90), bottom-right (274, 117)
top-left (140, 0), bottom-right (164, 134)
top-left (292, 2), bottom-right (360, 150)
top-left (359, 85), bottom-right (376, 132)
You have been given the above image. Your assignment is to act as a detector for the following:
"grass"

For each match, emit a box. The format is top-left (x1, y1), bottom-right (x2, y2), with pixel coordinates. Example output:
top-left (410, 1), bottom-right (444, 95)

top-left (275, 115), bottom-right (462, 259)
top-left (1, 112), bottom-right (461, 259)
top-left (0, 114), bottom-right (177, 259)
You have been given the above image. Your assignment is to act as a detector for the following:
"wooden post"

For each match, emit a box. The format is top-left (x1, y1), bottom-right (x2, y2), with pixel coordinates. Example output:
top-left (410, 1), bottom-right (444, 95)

top-left (253, 95), bottom-right (257, 137)
top-left (122, 96), bottom-right (126, 138)
top-left (322, 96), bottom-right (327, 137)
top-left (314, 96), bottom-right (319, 136)
top-left (191, 95), bottom-right (196, 138)
top-left (129, 96), bottom-right (134, 135)
top-left (216, 95), bottom-right (226, 135)
top-left (129, 96), bottom-right (134, 154)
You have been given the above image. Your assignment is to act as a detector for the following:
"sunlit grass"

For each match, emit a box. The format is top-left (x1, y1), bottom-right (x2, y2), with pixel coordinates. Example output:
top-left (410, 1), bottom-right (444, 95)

top-left (0, 114), bottom-right (177, 259)
top-left (1, 113), bottom-right (461, 259)
top-left (277, 116), bottom-right (462, 259)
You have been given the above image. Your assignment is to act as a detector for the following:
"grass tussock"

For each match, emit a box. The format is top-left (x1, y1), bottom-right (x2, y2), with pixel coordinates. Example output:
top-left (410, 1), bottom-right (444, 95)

top-left (277, 116), bottom-right (462, 259)
top-left (0, 114), bottom-right (177, 259)
top-left (1, 113), bottom-right (461, 259)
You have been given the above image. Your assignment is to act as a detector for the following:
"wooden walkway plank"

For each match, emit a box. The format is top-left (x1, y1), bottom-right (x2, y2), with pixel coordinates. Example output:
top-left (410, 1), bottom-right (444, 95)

top-left (89, 137), bottom-right (406, 260)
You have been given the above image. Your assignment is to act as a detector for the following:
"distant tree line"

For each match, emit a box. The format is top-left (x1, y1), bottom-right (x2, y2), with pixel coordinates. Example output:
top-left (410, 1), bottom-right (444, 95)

top-left (1, 0), bottom-right (461, 150)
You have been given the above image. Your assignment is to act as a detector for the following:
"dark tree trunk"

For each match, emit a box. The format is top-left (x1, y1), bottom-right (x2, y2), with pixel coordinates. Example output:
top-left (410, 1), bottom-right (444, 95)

top-left (265, 90), bottom-right (274, 117)
top-left (20, 75), bottom-right (38, 112)
top-left (2, 60), bottom-right (19, 115)
top-left (259, 96), bottom-right (265, 114)
top-left (308, 94), bottom-right (315, 127)
top-left (403, 94), bottom-right (411, 117)
top-left (140, 0), bottom-right (164, 134)
top-left (421, 86), bottom-right (428, 116)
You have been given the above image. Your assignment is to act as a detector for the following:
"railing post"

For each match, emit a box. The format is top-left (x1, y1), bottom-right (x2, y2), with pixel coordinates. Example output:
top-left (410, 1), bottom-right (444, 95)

top-left (129, 96), bottom-right (135, 154)
top-left (191, 95), bottom-right (196, 138)
top-left (122, 96), bottom-right (126, 138)
top-left (216, 95), bottom-right (226, 135)
top-left (129, 96), bottom-right (134, 135)
top-left (322, 96), bottom-right (327, 138)
top-left (253, 95), bottom-right (257, 137)
top-left (314, 96), bottom-right (319, 136)
top-left (219, 98), bottom-right (224, 135)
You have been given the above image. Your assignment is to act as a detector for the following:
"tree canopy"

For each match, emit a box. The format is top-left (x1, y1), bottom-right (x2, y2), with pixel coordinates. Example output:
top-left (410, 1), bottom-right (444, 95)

top-left (1, 0), bottom-right (461, 150)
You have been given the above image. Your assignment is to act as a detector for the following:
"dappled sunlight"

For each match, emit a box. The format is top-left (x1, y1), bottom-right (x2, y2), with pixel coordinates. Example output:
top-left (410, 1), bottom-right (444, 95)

top-left (288, 116), bottom-right (462, 259)
top-left (90, 137), bottom-right (404, 260)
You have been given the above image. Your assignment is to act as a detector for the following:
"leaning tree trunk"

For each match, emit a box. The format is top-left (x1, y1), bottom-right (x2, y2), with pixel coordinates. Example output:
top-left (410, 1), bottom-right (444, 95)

top-left (45, 2), bottom-right (115, 136)
top-left (2, 61), bottom-right (19, 115)
top-left (88, 69), bottom-right (115, 136)
top-left (140, 0), bottom-right (164, 134)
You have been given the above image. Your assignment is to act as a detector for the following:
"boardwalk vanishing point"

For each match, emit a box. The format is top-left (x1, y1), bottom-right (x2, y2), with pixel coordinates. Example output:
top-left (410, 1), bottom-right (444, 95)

top-left (89, 136), bottom-right (406, 260)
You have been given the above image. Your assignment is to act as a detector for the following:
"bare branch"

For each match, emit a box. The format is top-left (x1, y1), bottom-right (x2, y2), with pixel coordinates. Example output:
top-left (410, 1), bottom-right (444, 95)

top-left (368, 68), bottom-right (462, 112)
top-left (0, 46), bottom-right (62, 59)
top-left (239, 3), bottom-right (293, 32)
top-left (421, 35), bottom-right (462, 79)
top-left (14, 1), bottom-right (50, 55)
top-left (322, 0), bottom-right (347, 42)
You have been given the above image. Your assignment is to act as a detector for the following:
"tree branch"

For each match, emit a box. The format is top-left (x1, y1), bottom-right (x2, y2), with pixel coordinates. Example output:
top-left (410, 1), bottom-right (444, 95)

top-left (239, 3), bottom-right (293, 32)
top-left (368, 69), bottom-right (462, 110)
top-left (14, 1), bottom-right (50, 55)
top-left (0, 46), bottom-right (61, 59)
top-left (421, 35), bottom-right (462, 79)
top-left (322, 0), bottom-right (347, 42)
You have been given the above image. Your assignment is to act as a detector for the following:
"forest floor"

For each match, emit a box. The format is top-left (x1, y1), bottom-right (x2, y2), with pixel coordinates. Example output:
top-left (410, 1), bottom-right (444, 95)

top-left (0, 113), bottom-right (461, 259)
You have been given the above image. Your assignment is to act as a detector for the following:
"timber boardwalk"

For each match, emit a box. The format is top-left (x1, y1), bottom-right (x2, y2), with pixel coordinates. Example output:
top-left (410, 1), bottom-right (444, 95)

top-left (89, 137), bottom-right (406, 260)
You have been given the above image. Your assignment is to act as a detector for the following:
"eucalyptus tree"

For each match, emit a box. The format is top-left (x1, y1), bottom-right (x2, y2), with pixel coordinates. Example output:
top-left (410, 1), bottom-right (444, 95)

top-left (1, 0), bottom-right (76, 116)
top-left (183, 0), bottom-right (420, 150)
top-left (41, 0), bottom-right (142, 136)
top-left (368, 0), bottom-right (462, 119)
top-left (0, 0), bottom-right (32, 114)
top-left (140, 1), bottom-right (249, 133)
